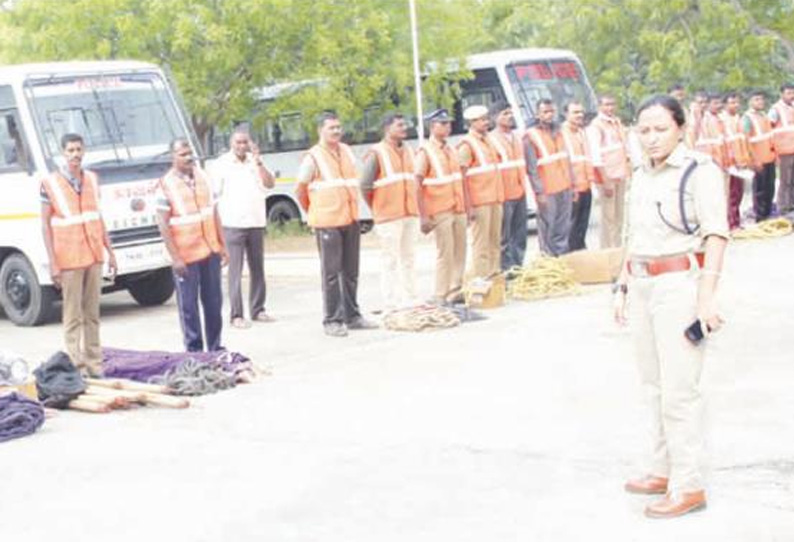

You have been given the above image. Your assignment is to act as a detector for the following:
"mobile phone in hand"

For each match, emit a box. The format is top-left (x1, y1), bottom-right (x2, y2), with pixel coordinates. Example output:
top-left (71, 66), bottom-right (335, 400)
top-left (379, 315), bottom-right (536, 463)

top-left (684, 319), bottom-right (708, 345)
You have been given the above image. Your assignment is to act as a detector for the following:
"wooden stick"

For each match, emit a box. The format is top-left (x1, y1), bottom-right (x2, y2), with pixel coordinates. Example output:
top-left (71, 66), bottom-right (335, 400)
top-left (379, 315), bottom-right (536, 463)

top-left (68, 398), bottom-right (111, 413)
top-left (141, 392), bottom-right (190, 409)
top-left (86, 386), bottom-right (147, 403)
top-left (85, 378), bottom-right (171, 394)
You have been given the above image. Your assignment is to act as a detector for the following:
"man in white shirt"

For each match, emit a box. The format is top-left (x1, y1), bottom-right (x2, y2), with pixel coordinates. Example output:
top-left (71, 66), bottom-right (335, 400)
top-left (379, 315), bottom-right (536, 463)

top-left (209, 128), bottom-right (275, 328)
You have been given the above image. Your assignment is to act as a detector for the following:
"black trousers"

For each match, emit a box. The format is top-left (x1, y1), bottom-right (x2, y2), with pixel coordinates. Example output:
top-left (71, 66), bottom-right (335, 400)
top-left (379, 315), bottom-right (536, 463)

top-left (569, 189), bottom-right (592, 251)
top-left (224, 227), bottom-right (266, 320)
top-left (316, 222), bottom-right (362, 325)
top-left (753, 162), bottom-right (776, 221)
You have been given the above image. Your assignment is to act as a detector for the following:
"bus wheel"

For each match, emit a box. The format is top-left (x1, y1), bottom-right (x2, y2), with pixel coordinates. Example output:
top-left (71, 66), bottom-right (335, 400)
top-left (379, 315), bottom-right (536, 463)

top-left (127, 267), bottom-right (175, 306)
top-left (267, 199), bottom-right (300, 225)
top-left (0, 253), bottom-right (56, 326)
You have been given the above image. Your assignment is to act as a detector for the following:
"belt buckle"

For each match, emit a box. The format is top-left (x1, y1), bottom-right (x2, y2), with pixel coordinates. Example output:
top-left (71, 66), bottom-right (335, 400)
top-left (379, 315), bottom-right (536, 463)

top-left (630, 260), bottom-right (650, 278)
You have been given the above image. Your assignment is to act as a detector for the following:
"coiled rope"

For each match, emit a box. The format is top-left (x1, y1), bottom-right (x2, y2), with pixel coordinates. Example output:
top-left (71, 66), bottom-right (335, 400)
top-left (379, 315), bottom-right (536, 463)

top-left (506, 257), bottom-right (580, 301)
top-left (732, 217), bottom-right (792, 240)
top-left (150, 356), bottom-right (237, 396)
top-left (383, 305), bottom-right (461, 332)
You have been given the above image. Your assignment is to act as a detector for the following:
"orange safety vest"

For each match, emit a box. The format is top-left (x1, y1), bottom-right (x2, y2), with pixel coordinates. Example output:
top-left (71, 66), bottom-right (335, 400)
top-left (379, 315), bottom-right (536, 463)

top-left (458, 133), bottom-right (504, 207)
top-left (721, 112), bottom-right (751, 168)
top-left (525, 126), bottom-right (572, 195)
top-left (159, 167), bottom-right (223, 265)
top-left (743, 110), bottom-right (776, 165)
top-left (41, 170), bottom-right (105, 271)
top-left (305, 143), bottom-right (360, 228)
top-left (560, 122), bottom-right (595, 193)
top-left (695, 112), bottom-right (729, 169)
top-left (418, 140), bottom-right (465, 217)
top-left (589, 114), bottom-right (630, 181)
top-left (487, 130), bottom-right (527, 202)
top-left (771, 100), bottom-right (794, 156)
top-left (369, 141), bottom-right (418, 223)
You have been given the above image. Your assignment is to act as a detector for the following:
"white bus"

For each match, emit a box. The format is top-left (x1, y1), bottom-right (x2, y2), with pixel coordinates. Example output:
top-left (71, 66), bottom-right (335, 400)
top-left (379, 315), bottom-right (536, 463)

top-left (210, 48), bottom-right (598, 226)
top-left (0, 61), bottom-right (201, 326)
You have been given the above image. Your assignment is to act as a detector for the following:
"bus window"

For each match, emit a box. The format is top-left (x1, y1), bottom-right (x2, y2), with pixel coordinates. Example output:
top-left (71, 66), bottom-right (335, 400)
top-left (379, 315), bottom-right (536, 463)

top-left (276, 112), bottom-right (310, 152)
top-left (26, 73), bottom-right (186, 168)
top-left (0, 86), bottom-right (30, 172)
top-left (456, 68), bottom-right (506, 134)
top-left (507, 60), bottom-right (596, 125)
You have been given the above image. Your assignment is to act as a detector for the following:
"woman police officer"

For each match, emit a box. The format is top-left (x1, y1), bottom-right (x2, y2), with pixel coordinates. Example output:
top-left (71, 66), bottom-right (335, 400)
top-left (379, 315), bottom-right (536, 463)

top-left (613, 94), bottom-right (729, 519)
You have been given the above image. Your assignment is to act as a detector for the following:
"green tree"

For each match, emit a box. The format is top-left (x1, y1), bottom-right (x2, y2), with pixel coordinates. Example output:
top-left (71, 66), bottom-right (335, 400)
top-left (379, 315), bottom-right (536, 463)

top-left (0, 0), bottom-right (480, 146)
top-left (479, 0), bottom-right (788, 119)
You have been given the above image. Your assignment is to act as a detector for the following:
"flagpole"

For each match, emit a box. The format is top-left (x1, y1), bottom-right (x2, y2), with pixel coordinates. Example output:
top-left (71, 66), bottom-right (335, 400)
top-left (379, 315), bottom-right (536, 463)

top-left (409, 0), bottom-right (424, 142)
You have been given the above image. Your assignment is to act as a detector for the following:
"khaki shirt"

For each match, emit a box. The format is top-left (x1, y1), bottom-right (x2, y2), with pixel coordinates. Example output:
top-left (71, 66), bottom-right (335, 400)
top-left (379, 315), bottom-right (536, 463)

top-left (627, 143), bottom-right (729, 258)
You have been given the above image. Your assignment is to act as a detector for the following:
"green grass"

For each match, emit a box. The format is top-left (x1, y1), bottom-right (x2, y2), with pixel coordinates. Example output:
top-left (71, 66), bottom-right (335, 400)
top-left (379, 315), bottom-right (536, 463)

top-left (265, 220), bottom-right (312, 239)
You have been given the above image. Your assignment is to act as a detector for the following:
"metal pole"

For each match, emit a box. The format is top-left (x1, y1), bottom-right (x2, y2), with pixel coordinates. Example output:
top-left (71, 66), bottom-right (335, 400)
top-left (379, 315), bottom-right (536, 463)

top-left (409, 0), bottom-right (424, 142)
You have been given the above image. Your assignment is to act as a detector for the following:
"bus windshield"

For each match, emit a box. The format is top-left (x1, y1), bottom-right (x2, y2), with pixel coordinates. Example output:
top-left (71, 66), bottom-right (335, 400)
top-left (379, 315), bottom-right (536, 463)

top-left (506, 59), bottom-right (596, 126)
top-left (26, 72), bottom-right (186, 168)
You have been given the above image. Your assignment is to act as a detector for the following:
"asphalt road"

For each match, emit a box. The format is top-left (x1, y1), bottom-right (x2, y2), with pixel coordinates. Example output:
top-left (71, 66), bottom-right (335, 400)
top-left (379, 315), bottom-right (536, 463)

top-left (1, 232), bottom-right (793, 542)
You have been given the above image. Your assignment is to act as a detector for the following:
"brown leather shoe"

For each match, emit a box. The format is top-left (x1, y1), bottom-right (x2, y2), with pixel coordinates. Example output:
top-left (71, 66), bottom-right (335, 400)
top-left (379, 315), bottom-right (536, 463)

top-left (624, 475), bottom-right (669, 495)
top-left (645, 490), bottom-right (707, 519)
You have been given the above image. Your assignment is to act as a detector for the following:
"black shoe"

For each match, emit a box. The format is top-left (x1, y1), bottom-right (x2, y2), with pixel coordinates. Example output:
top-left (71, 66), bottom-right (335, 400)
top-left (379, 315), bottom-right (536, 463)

top-left (347, 317), bottom-right (378, 330)
top-left (324, 322), bottom-right (348, 337)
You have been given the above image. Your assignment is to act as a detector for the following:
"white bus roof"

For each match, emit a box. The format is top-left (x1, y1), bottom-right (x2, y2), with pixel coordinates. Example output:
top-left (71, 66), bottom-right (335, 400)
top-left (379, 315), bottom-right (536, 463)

top-left (465, 48), bottom-right (582, 70)
top-left (0, 60), bottom-right (162, 81)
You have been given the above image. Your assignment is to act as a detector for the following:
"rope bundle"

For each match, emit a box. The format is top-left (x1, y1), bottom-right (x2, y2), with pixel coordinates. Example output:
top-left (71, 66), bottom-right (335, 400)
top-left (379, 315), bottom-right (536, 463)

top-left (506, 257), bottom-right (580, 301)
top-left (732, 218), bottom-right (793, 240)
top-left (150, 357), bottom-right (237, 396)
top-left (383, 305), bottom-right (461, 332)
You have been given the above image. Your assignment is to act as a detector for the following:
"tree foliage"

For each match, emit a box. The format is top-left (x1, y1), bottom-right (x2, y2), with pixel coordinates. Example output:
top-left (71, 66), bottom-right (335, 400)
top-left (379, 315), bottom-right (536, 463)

top-left (0, 0), bottom-right (478, 145)
top-left (478, 0), bottom-right (791, 118)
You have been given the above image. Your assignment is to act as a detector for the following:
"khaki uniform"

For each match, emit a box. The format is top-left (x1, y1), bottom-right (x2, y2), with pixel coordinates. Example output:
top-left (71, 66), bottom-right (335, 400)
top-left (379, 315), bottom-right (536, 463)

top-left (627, 144), bottom-right (729, 493)
top-left (415, 140), bottom-right (467, 300)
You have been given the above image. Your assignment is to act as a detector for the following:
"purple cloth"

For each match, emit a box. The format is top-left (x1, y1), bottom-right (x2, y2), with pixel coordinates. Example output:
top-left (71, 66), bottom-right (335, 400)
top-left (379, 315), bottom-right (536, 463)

top-left (102, 348), bottom-right (251, 383)
top-left (0, 392), bottom-right (45, 443)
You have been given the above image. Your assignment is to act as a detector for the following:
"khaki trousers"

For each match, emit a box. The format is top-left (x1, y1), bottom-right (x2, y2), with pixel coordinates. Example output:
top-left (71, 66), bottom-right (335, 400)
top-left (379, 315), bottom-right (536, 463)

top-left (600, 180), bottom-right (627, 248)
top-left (429, 212), bottom-right (467, 299)
top-left (629, 266), bottom-right (706, 493)
top-left (60, 263), bottom-right (103, 372)
top-left (374, 216), bottom-right (419, 309)
top-left (471, 203), bottom-right (503, 278)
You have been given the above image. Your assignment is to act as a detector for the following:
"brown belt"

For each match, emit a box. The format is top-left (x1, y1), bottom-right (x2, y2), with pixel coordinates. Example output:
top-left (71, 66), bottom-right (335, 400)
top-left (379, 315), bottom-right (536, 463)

top-left (628, 252), bottom-right (705, 277)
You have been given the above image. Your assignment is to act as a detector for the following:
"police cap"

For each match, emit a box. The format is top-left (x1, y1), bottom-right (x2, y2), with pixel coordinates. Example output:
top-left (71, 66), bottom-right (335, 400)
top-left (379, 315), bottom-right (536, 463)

top-left (424, 108), bottom-right (452, 123)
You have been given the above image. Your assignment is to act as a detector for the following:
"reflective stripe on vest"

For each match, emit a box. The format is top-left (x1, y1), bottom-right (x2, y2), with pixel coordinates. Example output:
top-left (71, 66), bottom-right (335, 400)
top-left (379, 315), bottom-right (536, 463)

top-left (461, 134), bottom-right (503, 206)
top-left (43, 170), bottom-right (105, 270)
top-left (488, 131), bottom-right (526, 201)
top-left (526, 127), bottom-right (571, 195)
top-left (306, 143), bottom-right (360, 228)
top-left (747, 114), bottom-right (772, 143)
top-left (371, 142), bottom-right (418, 222)
top-left (421, 142), bottom-right (464, 216)
top-left (161, 168), bottom-right (222, 265)
top-left (772, 102), bottom-right (794, 155)
top-left (561, 124), bottom-right (592, 192)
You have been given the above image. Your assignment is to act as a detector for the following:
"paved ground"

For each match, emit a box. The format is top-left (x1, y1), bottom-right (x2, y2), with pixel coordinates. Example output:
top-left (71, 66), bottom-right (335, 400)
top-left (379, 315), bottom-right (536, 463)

top-left (1, 231), bottom-right (793, 542)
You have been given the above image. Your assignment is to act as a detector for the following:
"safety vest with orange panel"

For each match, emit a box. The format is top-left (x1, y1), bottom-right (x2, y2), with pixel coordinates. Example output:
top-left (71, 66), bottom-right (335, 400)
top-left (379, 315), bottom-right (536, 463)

top-left (303, 143), bottom-right (360, 228)
top-left (158, 167), bottom-right (223, 265)
top-left (525, 126), bottom-right (572, 195)
top-left (587, 114), bottom-right (630, 182)
top-left (560, 121), bottom-right (595, 193)
top-left (368, 141), bottom-right (417, 224)
top-left (695, 111), bottom-right (729, 169)
top-left (487, 130), bottom-right (527, 202)
top-left (41, 170), bottom-right (105, 271)
top-left (721, 112), bottom-right (752, 168)
top-left (770, 100), bottom-right (794, 156)
top-left (742, 110), bottom-right (776, 166)
top-left (416, 139), bottom-right (465, 218)
top-left (457, 133), bottom-right (504, 207)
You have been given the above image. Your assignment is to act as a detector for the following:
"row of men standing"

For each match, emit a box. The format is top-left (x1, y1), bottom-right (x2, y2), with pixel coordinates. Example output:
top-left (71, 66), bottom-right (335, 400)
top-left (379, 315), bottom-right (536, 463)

top-left (676, 83), bottom-right (794, 228)
top-left (294, 99), bottom-right (628, 336)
